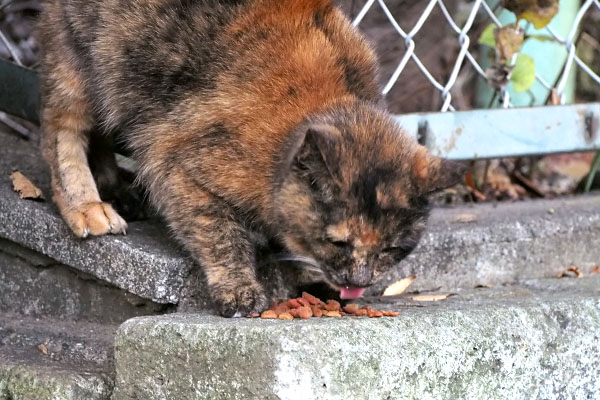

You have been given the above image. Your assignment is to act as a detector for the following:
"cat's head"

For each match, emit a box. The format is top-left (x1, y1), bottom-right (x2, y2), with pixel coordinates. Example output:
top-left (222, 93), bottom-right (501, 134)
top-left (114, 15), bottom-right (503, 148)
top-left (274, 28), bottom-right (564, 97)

top-left (273, 102), bottom-right (465, 299)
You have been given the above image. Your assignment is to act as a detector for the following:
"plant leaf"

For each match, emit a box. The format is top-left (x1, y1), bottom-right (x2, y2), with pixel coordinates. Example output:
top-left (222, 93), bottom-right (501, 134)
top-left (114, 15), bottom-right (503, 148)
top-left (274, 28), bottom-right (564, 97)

top-left (479, 23), bottom-right (497, 47)
top-left (412, 294), bottom-right (452, 302)
top-left (383, 276), bottom-right (416, 296)
top-left (10, 171), bottom-right (44, 200)
top-left (503, 0), bottom-right (559, 29)
top-left (511, 54), bottom-right (535, 92)
top-left (495, 25), bottom-right (525, 63)
top-left (524, 34), bottom-right (557, 43)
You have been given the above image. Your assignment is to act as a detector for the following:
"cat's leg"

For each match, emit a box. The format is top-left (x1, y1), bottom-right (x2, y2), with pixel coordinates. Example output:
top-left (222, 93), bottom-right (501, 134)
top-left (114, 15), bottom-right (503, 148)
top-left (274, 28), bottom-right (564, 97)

top-left (146, 167), bottom-right (267, 316)
top-left (88, 133), bottom-right (146, 221)
top-left (41, 57), bottom-right (127, 238)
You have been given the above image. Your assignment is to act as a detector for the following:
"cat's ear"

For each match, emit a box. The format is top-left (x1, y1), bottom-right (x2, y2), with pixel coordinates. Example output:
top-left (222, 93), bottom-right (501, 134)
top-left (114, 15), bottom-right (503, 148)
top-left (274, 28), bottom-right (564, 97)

top-left (297, 124), bottom-right (341, 177)
top-left (278, 124), bottom-right (342, 180)
top-left (412, 145), bottom-right (466, 194)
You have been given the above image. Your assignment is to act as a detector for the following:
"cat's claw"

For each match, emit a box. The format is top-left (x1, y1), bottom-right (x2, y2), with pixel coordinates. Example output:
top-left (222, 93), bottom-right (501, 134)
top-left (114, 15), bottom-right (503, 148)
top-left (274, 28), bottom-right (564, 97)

top-left (213, 283), bottom-right (268, 318)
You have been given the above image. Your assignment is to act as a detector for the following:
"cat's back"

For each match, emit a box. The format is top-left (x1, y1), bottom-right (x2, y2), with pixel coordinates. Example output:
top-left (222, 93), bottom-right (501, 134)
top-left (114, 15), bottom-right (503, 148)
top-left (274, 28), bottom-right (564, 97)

top-left (41, 0), bottom-right (380, 129)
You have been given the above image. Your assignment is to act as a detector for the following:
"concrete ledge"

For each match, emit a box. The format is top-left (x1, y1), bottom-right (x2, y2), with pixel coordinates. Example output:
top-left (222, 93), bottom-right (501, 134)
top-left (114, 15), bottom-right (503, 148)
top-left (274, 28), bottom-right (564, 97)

top-left (378, 194), bottom-right (600, 294)
top-left (0, 131), bottom-right (193, 304)
top-left (113, 276), bottom-right (600, 400)
top-left (0, 313), bottom-right (117, 400)
top-left (0, 239), bottom-right (170, 323)
top-left (0, 364), bottom-right (113, 400)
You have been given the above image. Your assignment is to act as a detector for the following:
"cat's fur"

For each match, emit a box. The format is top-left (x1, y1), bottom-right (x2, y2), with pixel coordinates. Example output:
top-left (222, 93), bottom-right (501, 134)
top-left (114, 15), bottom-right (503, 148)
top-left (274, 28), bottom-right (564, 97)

top-left (39, 0), bottom-right (464, 316)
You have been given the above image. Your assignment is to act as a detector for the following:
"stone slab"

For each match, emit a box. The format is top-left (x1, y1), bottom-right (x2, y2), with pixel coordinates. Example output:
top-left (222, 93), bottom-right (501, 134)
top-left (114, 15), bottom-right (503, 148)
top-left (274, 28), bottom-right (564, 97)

top-left (0, 364), bottom-right (113, 400)
top-left (0, 239), bottom-right (171, 323)
top-left (377, 194), bottom-right (600, 294)
top-left (113, 276), bottom-right (600, 400)
top-left (0, 313), bottom-right (116, 400)
top-left (0, 130), bottom-right (194, 304)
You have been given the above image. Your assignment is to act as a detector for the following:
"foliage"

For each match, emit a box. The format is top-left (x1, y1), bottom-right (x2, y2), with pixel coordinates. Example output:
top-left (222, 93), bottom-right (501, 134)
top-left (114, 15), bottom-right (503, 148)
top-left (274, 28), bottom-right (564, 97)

top-left (478, 0), bottom-right (559, 93)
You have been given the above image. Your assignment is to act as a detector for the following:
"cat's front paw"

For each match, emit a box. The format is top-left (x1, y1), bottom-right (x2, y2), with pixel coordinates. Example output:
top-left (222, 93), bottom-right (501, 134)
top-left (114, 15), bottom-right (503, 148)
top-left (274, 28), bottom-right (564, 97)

top-left (212, 281), bottom-right (268, 318)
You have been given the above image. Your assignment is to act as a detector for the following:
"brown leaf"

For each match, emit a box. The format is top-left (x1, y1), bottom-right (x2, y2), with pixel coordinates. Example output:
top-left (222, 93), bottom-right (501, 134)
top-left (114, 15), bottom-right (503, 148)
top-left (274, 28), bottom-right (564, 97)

top-left (556, 267), bottom-right (583, 278)
top-left (550, 88), bottom-right (560, 105)
top-left (453, 213), bottom-right (478, 223)
top-left (503, 0), bottom-right (559, 29)
top-left (383, 276), bottom-right (416, 296)
top-left (412, 294), bottom-right (452, 302)
top-left (10, 171), bottom-right (44, 200)
top-left (494, 25), bottom-right (524, 63)
top-left (591, 266), bottom-right (600, 275)
top-left (465, 172), bottom-right (487, 201)
top-left (37, 343), bottom-right (48, 355)
top-left (485, 65), bottom-right (511, 89)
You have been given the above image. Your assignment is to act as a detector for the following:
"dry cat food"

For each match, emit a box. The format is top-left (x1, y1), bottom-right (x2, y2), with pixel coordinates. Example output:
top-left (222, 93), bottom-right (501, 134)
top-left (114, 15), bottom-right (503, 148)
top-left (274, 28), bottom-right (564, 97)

top-left (252, 292), bottom-right (399, 320)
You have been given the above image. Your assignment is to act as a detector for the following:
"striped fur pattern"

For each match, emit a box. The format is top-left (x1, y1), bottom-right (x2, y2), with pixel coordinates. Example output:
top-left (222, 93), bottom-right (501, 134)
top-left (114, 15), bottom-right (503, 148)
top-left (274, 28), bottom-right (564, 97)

top-left (39, 0), bottom-right (464, 316)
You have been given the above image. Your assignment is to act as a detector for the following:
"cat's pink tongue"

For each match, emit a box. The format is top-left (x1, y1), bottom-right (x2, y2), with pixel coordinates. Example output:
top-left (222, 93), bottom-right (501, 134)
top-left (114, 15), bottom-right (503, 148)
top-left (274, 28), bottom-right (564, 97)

top-left (340, 287), bottom-right (365, 299)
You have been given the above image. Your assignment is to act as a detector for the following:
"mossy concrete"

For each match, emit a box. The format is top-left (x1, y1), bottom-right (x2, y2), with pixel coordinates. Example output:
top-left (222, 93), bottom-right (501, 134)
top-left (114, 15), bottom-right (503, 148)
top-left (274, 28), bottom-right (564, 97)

top-left (0, 364), bottom-right (112, 400)
top-left (0, 313), bottom-right (117, 400)
top-left (113, 276), bottom-right (600, 400)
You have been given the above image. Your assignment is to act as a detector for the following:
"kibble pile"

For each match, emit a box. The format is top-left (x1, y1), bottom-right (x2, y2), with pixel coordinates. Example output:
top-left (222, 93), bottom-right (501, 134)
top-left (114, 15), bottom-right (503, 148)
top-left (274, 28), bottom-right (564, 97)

top-left (250, 292), bottom-right (399, 320)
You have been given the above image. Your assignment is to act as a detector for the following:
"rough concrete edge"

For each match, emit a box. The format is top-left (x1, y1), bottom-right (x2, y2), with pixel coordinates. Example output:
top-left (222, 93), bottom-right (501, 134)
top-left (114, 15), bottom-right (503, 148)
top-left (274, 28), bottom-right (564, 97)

top-left (0, 362), bottom-right (113, 400)
top-left (112, 277), bottom-right (600, 400)
top-left (0, 188), bottom-right (193, 304)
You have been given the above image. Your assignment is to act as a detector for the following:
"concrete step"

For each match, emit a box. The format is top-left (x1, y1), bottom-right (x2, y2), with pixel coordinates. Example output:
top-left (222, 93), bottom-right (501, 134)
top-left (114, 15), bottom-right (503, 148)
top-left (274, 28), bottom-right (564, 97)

top-left (0, 239), bottom-right (171, 324)
top-left (113, 275), bottom-right (600, 400)
top-left (0, 313), bottom-right (116, 400)
top-left (2, 130), bottom-right (600, 312)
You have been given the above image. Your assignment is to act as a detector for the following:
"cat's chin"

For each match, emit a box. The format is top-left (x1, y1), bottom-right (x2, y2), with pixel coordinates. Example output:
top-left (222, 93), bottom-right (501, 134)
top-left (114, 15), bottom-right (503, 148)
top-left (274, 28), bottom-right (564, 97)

top-left (339, 287), bottom-right (366, 299)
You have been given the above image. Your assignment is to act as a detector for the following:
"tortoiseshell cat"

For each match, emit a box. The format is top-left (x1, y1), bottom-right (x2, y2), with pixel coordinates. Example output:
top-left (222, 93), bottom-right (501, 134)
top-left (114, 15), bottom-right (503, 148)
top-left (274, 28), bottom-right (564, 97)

top-left (39, 0), bottom-right (464, 316)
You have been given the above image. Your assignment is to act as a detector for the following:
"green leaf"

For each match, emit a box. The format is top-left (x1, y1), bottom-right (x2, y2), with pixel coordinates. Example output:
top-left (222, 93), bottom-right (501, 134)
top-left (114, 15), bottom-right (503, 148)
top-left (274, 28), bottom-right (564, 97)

top-left (478, 23), bottom-right (497, 47)
top-left (520, 3), bottom-right (559, 29)
top-left (511, 54), bottom-right (535, 92)
top-left (503, 0), bottom-right (559, 30)
top-left (524, 34), bottom-right (557, 43)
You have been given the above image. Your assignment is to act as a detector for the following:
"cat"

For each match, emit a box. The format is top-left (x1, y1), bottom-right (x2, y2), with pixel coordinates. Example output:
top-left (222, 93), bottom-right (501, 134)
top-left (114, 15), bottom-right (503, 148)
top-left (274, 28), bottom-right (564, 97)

top-left (38, 0), bottom-right (464, 317)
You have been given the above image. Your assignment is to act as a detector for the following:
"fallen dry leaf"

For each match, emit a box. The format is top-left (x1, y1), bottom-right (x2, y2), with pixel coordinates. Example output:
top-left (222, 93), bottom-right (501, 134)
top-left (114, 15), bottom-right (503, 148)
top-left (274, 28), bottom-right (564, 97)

top-left (494, 25), bottom-right (524, 63)
top-left (453, 213), bottom-right (478, 223)
top-left (412, 294), bottom-right (451, 302)
top-left (10, 171), bottom-right (44, 200)
top-left (465, 172), bottom-right (487, 201)
top-left (556, 267), bottom-right (583, 278)
top-left (550, 88), bottom-right (560, 105)
top-left (383, 276), bottom-right (416, 296)
top-left (591, 266), bottom-right (600, 275)
top-left (37, 343), bottom-right (48, 355)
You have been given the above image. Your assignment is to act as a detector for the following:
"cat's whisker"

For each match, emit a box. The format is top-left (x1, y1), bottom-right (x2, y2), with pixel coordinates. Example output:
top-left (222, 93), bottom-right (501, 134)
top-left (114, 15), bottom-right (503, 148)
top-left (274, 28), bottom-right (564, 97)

top-left (274, 255), bottom-right (323, 273)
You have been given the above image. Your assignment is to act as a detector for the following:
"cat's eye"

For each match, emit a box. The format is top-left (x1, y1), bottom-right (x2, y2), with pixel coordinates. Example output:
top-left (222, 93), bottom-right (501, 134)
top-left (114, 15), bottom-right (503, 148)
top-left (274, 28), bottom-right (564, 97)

top-left (330, 240), bottom-right (349, 248)
top-left (380, 246), bottom-right (407, 256)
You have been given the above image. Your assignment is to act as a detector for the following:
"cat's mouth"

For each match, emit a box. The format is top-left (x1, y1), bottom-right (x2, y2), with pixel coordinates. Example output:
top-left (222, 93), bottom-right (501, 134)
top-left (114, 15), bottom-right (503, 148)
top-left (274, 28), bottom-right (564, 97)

top-left (273, 254), bottom-right (368, 299)
top-left (339, 287), bottom-right (366, 299)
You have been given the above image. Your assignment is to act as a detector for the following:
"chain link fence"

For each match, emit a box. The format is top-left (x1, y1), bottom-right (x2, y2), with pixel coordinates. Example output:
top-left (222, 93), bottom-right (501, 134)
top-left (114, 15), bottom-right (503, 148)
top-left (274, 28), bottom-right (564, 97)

top-left (349, 0), bottom-right (600, 112)
top-left (0, 1), bottom-right (599, 128)
top-left (0, 0), bottom-right (599, 198)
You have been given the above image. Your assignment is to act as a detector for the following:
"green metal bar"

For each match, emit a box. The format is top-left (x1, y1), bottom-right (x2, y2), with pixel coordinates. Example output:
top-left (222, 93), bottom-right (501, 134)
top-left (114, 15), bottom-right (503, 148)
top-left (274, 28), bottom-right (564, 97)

top-left (0, 58), bottom-right (40, 124)
top-left (395, 103), bottom-right (600, 160)
top-left (584, 151), bottom-right (600, 192)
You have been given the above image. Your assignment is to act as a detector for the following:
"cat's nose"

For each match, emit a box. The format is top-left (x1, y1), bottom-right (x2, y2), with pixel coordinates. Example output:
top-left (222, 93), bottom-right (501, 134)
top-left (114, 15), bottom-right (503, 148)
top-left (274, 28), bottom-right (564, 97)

top-left (347, 265), bottom-right (373, 287)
